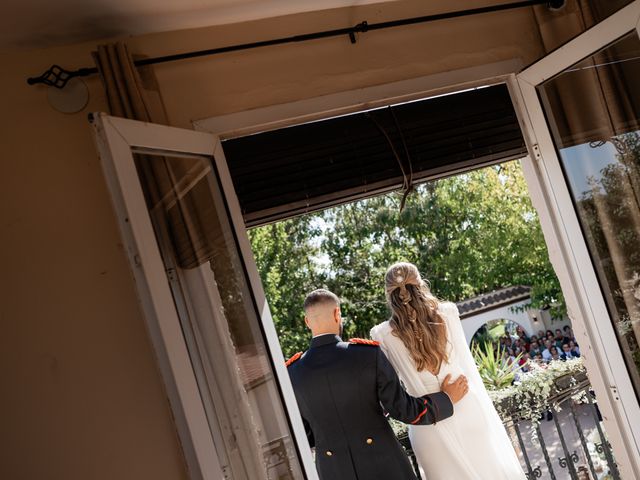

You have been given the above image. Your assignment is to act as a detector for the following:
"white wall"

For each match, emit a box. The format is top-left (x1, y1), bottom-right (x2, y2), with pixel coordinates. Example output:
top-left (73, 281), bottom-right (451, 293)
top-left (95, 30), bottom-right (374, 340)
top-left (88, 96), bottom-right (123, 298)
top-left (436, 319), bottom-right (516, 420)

top-left (460, 301), bottom-right (538, 345)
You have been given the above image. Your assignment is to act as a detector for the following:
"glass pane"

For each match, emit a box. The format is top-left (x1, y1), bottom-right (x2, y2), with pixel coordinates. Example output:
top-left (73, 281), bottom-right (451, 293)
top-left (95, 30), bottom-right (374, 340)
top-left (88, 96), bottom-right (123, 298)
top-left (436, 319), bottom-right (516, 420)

top-left (132, 151), bottom-right (304, 480)
top-left (538, 31), bottom-right (640, 401)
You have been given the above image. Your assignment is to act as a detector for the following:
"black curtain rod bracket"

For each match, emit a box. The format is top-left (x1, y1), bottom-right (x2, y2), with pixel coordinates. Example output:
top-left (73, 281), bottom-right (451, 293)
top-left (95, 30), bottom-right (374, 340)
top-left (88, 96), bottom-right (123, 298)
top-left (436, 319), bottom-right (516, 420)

top-left (26, 0), bottom-right (563, 88)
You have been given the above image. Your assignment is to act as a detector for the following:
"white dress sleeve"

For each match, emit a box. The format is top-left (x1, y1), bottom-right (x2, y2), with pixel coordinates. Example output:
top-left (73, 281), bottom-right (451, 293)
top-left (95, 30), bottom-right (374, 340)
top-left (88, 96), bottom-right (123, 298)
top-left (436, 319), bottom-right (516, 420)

top-left (370, 321), bottom-right (429, 397)
top-left (441, 302), bottom-right (520, 443)
top-left (439, 302), bottom-right (486, 393)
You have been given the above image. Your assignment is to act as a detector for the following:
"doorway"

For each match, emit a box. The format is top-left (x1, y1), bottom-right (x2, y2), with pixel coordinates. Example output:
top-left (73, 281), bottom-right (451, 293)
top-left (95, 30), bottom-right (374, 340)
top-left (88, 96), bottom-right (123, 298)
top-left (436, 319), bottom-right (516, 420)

top-left (91, 4), bottom-right (640, 479)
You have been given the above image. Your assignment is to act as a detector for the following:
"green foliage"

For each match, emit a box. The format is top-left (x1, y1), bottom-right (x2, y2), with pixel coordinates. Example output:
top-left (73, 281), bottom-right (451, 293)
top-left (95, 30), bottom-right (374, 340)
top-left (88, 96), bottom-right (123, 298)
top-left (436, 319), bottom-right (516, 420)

top-left (472, 342), bottom-right (522, 390)
top-left (248, 215), bottom-right (327, 356)
top-left (488, 358), bottom-right (587, 425)
top-left (249, 161), bottom-right (566, 357)
top-left (575, 133), bottom-right (640, 374)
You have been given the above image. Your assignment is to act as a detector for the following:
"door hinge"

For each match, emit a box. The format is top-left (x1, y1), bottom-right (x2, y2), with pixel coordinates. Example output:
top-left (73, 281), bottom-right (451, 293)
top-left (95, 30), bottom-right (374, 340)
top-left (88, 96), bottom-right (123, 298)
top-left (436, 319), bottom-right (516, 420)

top-left (610, 384), bottom-right (620, 401)
top-left (532, 143), bottom-right (542, 161)
top-left (166, 268), bottom-right (177, 282)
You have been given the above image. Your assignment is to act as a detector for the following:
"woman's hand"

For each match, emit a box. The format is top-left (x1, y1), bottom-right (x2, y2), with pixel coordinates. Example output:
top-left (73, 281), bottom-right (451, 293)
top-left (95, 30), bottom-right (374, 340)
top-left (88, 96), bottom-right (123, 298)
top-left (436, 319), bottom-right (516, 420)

top-left (441, 374), bottom-right (469, 403)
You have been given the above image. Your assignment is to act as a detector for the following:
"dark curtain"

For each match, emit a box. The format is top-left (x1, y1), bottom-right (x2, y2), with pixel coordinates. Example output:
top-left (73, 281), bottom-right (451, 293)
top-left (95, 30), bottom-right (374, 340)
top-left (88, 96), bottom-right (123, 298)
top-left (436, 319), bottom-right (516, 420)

top-left (93, 43), bottom-right (218, 269)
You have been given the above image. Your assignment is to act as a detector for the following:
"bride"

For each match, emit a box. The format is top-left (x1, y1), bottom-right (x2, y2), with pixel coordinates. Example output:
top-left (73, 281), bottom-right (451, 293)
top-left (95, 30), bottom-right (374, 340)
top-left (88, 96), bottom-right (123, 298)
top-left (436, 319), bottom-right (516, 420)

top-left (370, 262), bottom-right (526, 480)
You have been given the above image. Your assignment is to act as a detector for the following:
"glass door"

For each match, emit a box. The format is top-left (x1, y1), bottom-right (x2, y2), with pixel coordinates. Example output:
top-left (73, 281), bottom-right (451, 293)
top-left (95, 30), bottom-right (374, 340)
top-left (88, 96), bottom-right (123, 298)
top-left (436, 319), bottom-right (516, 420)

top-left (91, 113), bottom-right (316, 480)
top-left (514, 2), bottom-right (640, 477)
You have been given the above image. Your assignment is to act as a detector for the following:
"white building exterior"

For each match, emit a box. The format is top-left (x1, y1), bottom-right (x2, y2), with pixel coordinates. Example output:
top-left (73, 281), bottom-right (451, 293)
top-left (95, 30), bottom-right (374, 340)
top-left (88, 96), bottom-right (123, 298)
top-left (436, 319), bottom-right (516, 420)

top-left (456, 286), bottom-right (571, 345)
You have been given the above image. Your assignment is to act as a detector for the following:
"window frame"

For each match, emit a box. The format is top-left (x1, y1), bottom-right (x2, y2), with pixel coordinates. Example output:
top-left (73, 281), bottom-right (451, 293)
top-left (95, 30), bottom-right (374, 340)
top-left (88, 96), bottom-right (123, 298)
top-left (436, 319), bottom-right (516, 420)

top-left (91, 113), bottom-right (317, 480)
top-left (194, 26), bottom-right (640, 474)
top-left (513, 2), bottom-right (640, 476)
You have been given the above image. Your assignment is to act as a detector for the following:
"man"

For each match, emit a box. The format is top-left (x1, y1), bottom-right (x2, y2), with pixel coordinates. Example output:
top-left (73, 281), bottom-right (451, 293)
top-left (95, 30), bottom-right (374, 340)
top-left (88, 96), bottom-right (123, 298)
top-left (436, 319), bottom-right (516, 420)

top-left (528, 339), bottom-right (542, 358)
top-left (541, 339), bottom-right (554, 362)
top-left (560, 342), bottom-right (580, 360)
top-left (287, 289), bottom-right (468, 480)
top-left (569, 340), bottom-right (581, 357)
top-left (554, 328), bottom-right (568, 347)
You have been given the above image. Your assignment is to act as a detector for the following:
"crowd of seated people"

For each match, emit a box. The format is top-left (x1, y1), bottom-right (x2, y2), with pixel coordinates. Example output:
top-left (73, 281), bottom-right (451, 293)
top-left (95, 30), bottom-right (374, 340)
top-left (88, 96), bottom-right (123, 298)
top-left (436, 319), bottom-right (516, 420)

top-left (486, 324), bottom-right (582, 422)
top-left (498, 325), bottom-right (581, 373)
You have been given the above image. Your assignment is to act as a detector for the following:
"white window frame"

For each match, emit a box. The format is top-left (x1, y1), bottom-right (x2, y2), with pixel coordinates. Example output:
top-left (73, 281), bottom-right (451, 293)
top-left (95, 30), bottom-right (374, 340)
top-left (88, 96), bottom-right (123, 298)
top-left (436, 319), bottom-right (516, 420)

top-left (91, 113), bottom-right (317, 480)
top-left (91, 3), bottom-right (640, 475)
top-left (512, 2), bottom-right (640, 477)
top-left (193, 15), bottom-right (640, 473)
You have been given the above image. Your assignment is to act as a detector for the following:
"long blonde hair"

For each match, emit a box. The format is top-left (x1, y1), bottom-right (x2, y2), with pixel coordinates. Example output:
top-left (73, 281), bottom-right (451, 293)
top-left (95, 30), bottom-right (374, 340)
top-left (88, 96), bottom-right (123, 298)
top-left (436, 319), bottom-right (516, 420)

top-left (385, 262), bottom-right (448, 373)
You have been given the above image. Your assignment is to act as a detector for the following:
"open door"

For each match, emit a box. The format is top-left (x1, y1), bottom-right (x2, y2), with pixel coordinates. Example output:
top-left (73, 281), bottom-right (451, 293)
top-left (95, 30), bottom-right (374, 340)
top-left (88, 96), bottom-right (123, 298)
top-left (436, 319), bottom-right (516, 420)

top-left (91, 113), bottom-right (317, 480)
top-left (513, 2), bottom-right (640, 477)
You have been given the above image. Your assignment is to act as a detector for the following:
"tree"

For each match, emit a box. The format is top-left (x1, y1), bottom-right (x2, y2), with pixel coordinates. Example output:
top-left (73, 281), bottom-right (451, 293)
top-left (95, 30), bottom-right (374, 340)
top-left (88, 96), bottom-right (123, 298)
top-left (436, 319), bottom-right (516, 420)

top-left (574, 133), bottom-right (640, 375)
top-left (250, 160), bottom-right (565, 357)
top-left (248, 215), bottom-right (327, 356)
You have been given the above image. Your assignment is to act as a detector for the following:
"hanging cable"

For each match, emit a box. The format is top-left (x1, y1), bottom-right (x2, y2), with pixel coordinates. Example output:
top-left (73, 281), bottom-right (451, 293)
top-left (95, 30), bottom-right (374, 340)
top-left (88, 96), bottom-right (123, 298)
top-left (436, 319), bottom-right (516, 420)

top-left (366, 108), bottom-right (416, 212)
top-left (390, 106), bottom-right (415, 211)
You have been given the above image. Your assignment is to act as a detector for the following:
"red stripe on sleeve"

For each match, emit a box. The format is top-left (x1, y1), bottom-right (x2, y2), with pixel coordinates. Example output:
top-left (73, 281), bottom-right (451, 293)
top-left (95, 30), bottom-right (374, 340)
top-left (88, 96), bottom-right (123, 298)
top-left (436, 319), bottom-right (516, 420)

top-left (410, 399), bottom-right (429, 425)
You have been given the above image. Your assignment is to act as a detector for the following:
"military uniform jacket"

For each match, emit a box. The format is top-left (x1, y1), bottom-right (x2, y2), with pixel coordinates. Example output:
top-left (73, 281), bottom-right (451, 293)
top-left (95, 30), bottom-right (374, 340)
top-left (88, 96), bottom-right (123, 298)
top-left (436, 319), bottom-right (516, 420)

top-left (287, 334), bottom-right (454, 480)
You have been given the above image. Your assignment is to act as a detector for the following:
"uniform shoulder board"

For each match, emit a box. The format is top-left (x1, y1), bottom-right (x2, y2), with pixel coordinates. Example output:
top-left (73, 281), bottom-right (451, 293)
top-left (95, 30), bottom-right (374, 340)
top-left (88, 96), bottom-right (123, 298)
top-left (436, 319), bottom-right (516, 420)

top-left (349, 338), bottom-right (380, 346)
top-left (285, 352), bottom-right (303, 367)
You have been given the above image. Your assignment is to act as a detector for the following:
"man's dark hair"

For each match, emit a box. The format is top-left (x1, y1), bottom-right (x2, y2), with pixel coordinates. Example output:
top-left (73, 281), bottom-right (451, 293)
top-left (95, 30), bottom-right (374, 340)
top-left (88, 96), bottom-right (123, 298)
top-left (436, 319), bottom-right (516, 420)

top-left (563, 325), bottom-right (571, 332)
top-left (303, 289), bottom-right (340, 312)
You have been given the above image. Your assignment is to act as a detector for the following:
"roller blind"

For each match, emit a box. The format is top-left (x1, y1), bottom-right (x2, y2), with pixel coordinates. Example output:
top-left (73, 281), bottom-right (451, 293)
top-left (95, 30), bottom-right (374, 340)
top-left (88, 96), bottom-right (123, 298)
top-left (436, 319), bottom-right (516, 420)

top-left (222, 84), bottom-right (526, 227)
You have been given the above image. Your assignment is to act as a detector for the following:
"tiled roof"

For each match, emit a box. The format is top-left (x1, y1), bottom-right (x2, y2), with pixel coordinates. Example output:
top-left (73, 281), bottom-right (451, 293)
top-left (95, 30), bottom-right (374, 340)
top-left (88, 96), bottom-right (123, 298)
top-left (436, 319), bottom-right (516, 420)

top-left (456, 285), bottom-right (531, 318)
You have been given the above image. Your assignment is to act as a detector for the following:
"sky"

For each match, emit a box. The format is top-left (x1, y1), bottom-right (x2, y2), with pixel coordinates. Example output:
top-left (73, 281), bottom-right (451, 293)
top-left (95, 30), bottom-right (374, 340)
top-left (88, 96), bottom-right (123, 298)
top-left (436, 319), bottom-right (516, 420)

top-left (560, 140), bottom-right (622, 200)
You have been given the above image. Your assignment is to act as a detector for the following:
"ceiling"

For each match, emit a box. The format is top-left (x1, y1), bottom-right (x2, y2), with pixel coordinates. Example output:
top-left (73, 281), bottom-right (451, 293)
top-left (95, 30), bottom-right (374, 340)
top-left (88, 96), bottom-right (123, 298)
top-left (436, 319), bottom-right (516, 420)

top-left (1, 0), bottom-right (398, 50)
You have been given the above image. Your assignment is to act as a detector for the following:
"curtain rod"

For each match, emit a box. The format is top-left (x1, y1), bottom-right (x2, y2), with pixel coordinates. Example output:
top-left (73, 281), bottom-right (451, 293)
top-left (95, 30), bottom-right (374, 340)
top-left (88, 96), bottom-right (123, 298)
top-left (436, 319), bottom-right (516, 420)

top-left (26, 0), bottom-right (564, 88)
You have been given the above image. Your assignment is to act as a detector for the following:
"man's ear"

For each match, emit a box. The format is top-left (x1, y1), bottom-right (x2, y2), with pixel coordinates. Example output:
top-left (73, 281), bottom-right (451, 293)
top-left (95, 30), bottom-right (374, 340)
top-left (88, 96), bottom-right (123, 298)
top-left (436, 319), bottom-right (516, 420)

top-left (334, 306), bottom-right (341, 323)
top-left (304, 316), bottom-right (310, 328)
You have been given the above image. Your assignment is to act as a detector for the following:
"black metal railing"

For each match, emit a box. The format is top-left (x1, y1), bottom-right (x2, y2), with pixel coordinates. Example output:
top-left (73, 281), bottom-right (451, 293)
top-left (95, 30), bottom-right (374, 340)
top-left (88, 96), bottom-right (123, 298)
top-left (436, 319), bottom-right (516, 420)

top-left (502, 375), bottom-right (621, 480)
top-left (398, 375), bottom-right (621, 480)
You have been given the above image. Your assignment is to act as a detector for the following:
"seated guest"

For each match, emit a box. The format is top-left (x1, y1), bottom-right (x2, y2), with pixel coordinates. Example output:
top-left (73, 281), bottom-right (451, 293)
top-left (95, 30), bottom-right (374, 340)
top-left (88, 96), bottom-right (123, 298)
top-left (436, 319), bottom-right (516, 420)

top-left (519, 353), bottom-right (531, 372)
top-left (541, 340), bottom-right (554, 362)
top-left (528, 340), bottom-right (542, 357)
top-left (546, 331), bottom-right (555, 346)
top-left (515, 326), bottom-right (530, 343)
top-left (549, 346), bottom-right (561, 362)
top-left (561, 343), bottom-right (580, 360)
top-left (533, 353), bottom-right (544, 364)
top-left (569, 340), bottom-right (581, 356)
top-left (503, 336), bottom-right (513, 351)
top-left (554, 329), bottom-right (567, 348)
top-left (514, 339), bottom-right (523, 352)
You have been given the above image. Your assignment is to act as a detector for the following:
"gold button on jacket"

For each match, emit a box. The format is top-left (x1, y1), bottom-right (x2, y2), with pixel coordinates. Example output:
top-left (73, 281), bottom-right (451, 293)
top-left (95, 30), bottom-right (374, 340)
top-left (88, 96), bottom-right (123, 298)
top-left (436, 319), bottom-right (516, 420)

top-left (366, 438), bottom-right (374, 445)
top-left (326, 451), bottom-right (333, 456)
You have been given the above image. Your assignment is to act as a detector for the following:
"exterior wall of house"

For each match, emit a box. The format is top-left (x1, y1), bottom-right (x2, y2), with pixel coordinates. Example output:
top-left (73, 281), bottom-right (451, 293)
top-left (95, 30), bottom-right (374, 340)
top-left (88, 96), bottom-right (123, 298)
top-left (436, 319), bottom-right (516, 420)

top-left (0, 2), bottom-right (586, 478)
top-left (460, 305), bottom-right (574, 345)
top-left (460, 302), bottom-right (538, 345)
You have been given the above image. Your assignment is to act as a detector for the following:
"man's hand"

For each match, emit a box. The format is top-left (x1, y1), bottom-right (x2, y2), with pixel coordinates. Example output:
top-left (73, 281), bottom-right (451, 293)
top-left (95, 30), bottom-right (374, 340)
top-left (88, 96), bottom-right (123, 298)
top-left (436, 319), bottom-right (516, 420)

top-left (440, 374), bottom-right (468, 404)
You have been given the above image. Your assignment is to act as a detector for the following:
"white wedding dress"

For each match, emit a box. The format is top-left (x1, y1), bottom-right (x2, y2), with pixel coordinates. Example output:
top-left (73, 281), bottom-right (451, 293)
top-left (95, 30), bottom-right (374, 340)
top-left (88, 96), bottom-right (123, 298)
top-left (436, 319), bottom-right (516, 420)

top-left (370, 302), bottom-right (526, 480)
